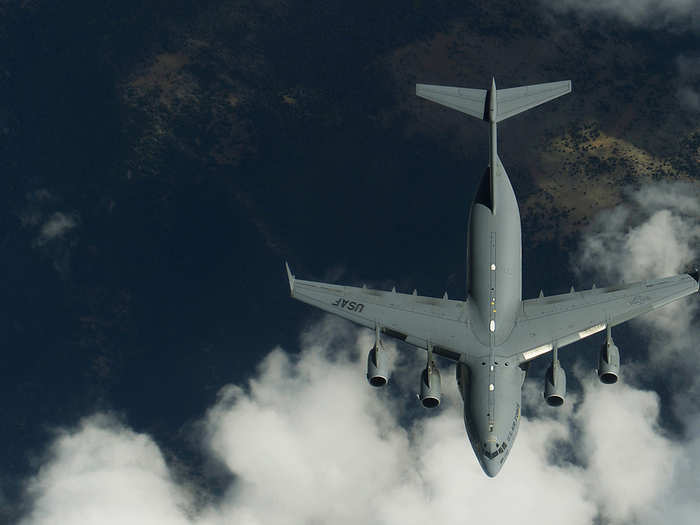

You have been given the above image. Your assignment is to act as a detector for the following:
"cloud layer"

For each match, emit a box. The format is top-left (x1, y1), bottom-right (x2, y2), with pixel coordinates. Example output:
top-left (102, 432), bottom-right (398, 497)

top-left (19, 415), bottom-right (194, 525)
top-left (35, 212), bottom-right (78, 246)
top-left (20, 189), bottom-right (80, 274)
top-left (541, 0), bottom-right (700, 30)
top-left (17, 327), bottom-right (699, 524)
top-left (17, 182), bottom-right (700, 524)
top-left (575, 181), bottom-right (700, 357)
top-left (574, 180), bottom-right (700, 525)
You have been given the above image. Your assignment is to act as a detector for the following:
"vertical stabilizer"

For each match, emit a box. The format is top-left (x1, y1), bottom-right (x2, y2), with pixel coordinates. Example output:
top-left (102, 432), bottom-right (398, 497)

top-left (488, 78), bottom-right (498, 212)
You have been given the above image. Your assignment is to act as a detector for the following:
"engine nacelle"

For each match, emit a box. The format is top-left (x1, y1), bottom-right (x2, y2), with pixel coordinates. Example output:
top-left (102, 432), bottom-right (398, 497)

top-left (367, 344), bottom-right (388, 387)
top-left (419, 364), bottom-right (441, 408)
top-left (598, 341), bottom-right (620, 384)
top-left (544, 360), bottom-right (566, 407)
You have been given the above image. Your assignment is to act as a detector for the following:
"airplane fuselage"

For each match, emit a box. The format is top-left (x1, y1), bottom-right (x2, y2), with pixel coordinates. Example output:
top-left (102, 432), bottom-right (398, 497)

top-left (461, 152), bottom-right (525, 477)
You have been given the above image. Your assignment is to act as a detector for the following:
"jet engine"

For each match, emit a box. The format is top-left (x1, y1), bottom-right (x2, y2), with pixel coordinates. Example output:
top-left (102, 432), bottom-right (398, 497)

top-left (544, 358), bottom-right (566, 407)
top-left (367, 343), bottom-right (388, 387)
top-left (419, 362), bottom-right (441, 408)
top-left (598, 339), bottom-right (620, 384)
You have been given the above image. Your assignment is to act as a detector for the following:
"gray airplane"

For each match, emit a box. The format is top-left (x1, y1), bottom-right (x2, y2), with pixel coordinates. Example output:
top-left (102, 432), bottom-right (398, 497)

top-left (285, 79), bottom-right (700, 477)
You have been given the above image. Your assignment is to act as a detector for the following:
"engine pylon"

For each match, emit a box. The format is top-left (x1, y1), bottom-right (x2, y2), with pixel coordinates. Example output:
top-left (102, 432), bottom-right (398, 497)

top-left (367, 324), bottom-right (388, 387)
top-left (544, 346), bottom-right (566, 406)
top-left (419, 344), bottom-right (441, 408)
top-left (598, 326), bottom-right (620, 384)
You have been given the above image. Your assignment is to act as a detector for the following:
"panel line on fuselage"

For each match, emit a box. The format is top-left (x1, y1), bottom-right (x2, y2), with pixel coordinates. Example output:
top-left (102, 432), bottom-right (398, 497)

top-left (488, 363), bottom-right (495, 431)
top-left (489, 231), bottom-right (497, 348)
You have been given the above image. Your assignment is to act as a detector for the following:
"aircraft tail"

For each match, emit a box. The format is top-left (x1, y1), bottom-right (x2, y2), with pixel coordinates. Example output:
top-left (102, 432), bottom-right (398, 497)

top-left (415, 80), bottom-right (571, 123)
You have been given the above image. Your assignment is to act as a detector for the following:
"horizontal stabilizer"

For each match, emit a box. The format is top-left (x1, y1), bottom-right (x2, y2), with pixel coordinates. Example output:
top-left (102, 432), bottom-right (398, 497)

top-left (495, 80), bottom-right (571, 122)
top-left (416, 80), bottom-right (571, 122)
top-left (416, 84), bottom-right (487, 120)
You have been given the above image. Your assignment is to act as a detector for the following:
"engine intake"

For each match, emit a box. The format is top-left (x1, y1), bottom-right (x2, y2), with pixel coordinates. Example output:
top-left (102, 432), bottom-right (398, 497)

top-left (420, 363), bottom-right (441, 408)
top-left (598, 340), bottom-right (620, 384)
top-left (544, 359), bottom-right (566, 407)
top-left (367, 344), bottom-right (388, 387)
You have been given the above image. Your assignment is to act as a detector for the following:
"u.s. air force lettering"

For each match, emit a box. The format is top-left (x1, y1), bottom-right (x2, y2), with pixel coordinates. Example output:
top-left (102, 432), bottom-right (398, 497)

top-left (331, 297), bottom-right (364, 313)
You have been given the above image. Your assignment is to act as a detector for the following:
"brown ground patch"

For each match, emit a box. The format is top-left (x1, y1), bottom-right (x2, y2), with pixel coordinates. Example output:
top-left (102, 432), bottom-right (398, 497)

top-left (524, 124), bottom-right (698, 242)
top-left (120, 39), bottom-right (255, 174)
top-left (127, 52), bottom-right (198, 109)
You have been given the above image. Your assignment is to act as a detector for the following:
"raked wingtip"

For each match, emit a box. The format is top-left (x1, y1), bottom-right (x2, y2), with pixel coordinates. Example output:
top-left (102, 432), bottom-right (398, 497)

top-left (285, 261), bottom-right (295, 294)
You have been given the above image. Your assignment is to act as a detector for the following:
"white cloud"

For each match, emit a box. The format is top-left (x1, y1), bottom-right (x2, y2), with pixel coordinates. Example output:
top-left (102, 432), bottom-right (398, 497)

top-left (575, 181), bottom-right (700, 347)
top-left (35, 212), bottom-right (78, 246)
top-left (20, 189), bottom-right (79, 246)
top-left (19, 414), bottom-right (194, 525)
top-left (17, 314), bottom-right (700, 525)
top-left (575, 377), bottom-right (679, 523)
top-left (19, 190), bottom-right (81, 274)
top-left (540, 0), bottom-right (700, 29)
top-left (572, 182), bottom-right (700, 426)
top-left (574, 180), bottom-right (700, 524)
top-left (577, 182), bottom-right (700, 282)
top-left (574, 181), bottom-right (700, 375)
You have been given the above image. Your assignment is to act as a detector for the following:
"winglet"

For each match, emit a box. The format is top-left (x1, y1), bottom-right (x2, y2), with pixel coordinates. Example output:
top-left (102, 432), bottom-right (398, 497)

top-left (285, 261), bottom-right (295, 294)
top-left (689, 268), bottom-right (699, 285)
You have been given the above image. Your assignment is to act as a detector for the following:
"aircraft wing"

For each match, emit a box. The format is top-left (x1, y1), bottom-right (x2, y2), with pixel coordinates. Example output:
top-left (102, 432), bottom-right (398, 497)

top-left (511, 272), bottom-right (699, 363)
top-left (285, 263), bottom-right (469, 360)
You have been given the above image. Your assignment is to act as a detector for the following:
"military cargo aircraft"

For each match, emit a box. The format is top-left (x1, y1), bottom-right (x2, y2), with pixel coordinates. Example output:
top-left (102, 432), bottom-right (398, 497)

top-left (285, 79), bottom-right (699, 476)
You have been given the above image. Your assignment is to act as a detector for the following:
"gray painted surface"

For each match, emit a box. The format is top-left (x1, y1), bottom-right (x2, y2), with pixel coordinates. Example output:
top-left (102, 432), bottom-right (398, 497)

top-left (286, 79), bottom-right (699, 477)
